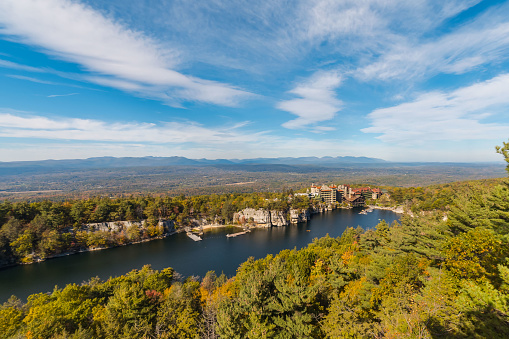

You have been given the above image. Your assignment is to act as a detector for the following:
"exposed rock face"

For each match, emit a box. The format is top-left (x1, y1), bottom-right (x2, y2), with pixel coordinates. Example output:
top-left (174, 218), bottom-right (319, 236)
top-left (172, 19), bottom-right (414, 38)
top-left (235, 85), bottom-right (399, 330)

top-left (311, 206), bottom-right (327, 214)
top-left (289, 209), bottom-right (310, 224)
top-left (85, 220), bottom-right (145, 232)
top-left (270, 210), bottom-right (288, 227)
top-left (234, 208), bottom-right (270, 227)
top-left (158, 220), bottom-right (175, 232)
top-left (85, 219), bottom-right (174, 233)
top-left (233, 208), bottom-right (288, 227)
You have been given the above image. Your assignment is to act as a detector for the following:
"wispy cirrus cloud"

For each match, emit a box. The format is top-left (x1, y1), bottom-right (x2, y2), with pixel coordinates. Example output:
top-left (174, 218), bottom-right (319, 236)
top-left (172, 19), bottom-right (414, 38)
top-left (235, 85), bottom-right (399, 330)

top-left (277, 71), bottom-right (342, 129)
top-left (0, 58), bottom-right (44, 73)
top-left (357, 23), bottom-right (509, 81)
top-left (6, 74), bottom-right (57, 85)
top-left (6, 73), bottom-right (99, 91)
top-left (0, 112), bottom-right (262, 144)
top-left (47, 93), bottom-right (78, 98)
top-left (77, 0), bottom-right (481, 75)
top-left (362, 73), bottom-right (509, 143)
top-left (0, 0), bottom-right (253, 107)
top-left (301, 0), bottom-right (481, 41)
top-left (355, 2), bottom-right (509, 81)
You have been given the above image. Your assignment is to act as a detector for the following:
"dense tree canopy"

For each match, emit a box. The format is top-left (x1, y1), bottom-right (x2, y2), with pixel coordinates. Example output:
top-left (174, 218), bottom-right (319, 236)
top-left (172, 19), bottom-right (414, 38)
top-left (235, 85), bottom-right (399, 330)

top-left (0, 192), bottom-right (318, 266)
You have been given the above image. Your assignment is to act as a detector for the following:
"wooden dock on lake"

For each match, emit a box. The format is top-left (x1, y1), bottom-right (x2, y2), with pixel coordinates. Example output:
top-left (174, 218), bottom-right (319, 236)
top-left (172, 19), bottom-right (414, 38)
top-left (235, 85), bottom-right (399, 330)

top-left (226, 230), bottom-right (251, 238)
top-left (186, 233), bottom-right (202, 241)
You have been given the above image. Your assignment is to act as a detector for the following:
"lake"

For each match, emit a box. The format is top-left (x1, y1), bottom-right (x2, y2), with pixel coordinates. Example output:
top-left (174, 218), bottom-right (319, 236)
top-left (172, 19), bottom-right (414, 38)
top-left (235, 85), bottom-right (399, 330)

top-left (0, 208), bottom-right (399, 302)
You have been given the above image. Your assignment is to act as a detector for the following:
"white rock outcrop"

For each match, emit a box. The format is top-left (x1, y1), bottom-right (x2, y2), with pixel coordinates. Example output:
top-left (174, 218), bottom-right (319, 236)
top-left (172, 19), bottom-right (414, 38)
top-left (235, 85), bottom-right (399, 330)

top-left (233, 208), bottom-right (288, 227)
top-left (85, 219), bottom-right (174, 233)
top-left (289, 209), bottom-right (310, 224)
top-left (270, 210), bottom-right (288, 227)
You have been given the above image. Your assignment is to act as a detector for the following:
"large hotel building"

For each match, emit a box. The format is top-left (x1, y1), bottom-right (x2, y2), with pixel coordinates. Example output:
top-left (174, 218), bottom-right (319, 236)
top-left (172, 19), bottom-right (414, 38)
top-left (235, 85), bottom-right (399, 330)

top-left (310, 184), bottom-right (382, 207)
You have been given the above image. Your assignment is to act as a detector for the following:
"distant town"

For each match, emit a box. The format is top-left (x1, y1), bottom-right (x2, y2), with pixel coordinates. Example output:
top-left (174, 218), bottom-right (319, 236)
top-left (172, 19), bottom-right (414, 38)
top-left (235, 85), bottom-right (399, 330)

top-left (296, 184), bottom-right (385, 207)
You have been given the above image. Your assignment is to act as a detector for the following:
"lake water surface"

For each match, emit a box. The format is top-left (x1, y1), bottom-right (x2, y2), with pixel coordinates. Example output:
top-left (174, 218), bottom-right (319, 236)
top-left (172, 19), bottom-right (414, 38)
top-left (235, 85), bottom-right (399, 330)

top-left (0, 208), bottom-right (399, 302)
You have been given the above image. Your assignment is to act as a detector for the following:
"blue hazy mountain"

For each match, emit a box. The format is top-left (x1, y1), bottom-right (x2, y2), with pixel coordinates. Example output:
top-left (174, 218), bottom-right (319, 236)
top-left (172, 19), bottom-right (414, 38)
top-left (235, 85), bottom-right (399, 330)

top-left (0, 156), bottom-right (387, 175)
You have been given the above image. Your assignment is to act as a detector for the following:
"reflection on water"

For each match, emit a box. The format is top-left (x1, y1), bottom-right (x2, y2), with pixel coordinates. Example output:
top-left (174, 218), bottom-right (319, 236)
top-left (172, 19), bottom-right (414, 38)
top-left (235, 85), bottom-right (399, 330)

top-left (0, 208), bottom-right (399, 302)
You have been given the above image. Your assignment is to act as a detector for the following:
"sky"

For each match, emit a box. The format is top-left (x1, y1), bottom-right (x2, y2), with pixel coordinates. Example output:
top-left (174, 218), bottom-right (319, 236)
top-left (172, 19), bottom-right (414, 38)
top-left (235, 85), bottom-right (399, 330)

top-left (0, 0), bottom-right (508, 163)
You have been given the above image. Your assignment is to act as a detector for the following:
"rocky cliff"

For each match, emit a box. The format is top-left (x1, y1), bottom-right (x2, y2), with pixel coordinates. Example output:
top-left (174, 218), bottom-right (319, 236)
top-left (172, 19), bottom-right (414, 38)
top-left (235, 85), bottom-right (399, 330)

top-left (84, 219), bottom-right (174, 233)
top-left (233, 208), bottom-right (288, 227)
top-left (289, 209), bottom-right (311, 224)
top-left (270, 210), bottom-right (288, 227)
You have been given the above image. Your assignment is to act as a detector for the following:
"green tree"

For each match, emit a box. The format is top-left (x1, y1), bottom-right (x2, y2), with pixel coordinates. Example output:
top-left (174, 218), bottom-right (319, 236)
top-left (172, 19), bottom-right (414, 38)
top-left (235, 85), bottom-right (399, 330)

top-left (156, 281), bottom-right (201, 339)
top-left (39, 229), bottom-right (63, 258)
top-left (10, 229), bottom-right (34, 259)
top-left (496, 140), bottom-right (509, 174)
top-left (444, 227), bottom-right (507, 284)
top-left (0, 296), bottom-right (25, 338)
top-left (101, 282), bottom-right (156, 338)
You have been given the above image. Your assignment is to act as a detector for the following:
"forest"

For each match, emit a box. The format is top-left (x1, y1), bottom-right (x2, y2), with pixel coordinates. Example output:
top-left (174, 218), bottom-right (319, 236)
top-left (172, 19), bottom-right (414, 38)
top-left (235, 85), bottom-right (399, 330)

top-left (0, 191), bottom-right (314, 267)
top-left (1, 176), bottom-right (504, 269)
top-left (1, 142), bottom-right (509, 338)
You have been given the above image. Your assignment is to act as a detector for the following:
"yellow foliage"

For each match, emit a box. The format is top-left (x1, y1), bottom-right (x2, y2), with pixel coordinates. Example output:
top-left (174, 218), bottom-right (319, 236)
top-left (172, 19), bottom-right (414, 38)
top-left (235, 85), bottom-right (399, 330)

top-left (92, 305), bottom-right (106, 325)
top-left (21, 255), bottom-right (34, 264)
top-left (341, 250), bottom-right (354, 265)
top-left (199, 286), bottom-right (210, 303)
top-left (341, 277), bottom-right (367, 303)
top-left (214, 278), bottom-right (236, 299)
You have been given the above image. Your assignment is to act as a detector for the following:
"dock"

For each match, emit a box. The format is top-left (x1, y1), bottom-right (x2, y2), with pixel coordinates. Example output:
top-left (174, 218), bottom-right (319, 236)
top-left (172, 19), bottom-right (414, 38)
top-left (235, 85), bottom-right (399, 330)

top-left (226, 230), bottom-right (251, 238)
top-left (186, 233), bottom-right (202, 241)
top-left (359, 207), bottom-right (374, 215)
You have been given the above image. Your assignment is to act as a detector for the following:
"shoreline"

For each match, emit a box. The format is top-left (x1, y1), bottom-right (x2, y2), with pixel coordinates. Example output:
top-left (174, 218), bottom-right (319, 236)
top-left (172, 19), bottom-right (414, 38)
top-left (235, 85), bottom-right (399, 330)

top-left (367, 204), bottom-right (405, 214)
top-left (9, 231), bottom-right (180, 268)
top-left (193, 224), bottom-right (243, 231)
top-left (4, 205), bottom-right (404, 269)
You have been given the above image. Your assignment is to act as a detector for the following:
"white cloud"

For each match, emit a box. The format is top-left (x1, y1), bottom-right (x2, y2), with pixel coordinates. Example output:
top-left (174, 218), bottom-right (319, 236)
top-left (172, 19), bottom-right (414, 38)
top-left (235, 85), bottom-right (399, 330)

top-left (297, 0), bottom-right (481, 53)
top-left (356, 6), bottom-right (509, 81)
top-left (0, 59), bottom-right (44, 73)
top-left (277, 71), bottom-right (342, 129)
top-left (6, 72), bottom-right (102, 91)
top-left (67, 0), bottom-right (482, 76)
top-left (311, 126), bottom-right (336, 133)
top-left (0, 112), bottom-right (262, 144)
top-left (0, 109), bottom-right (503, 162)
top-left (0, 0), bottom-right (252, 106)
top-left (362, 73), bottom-right (509, 143)
top-left (47, 93), bottom-right (78, 98)
top-left (7, 74), bottom-right (57, 85)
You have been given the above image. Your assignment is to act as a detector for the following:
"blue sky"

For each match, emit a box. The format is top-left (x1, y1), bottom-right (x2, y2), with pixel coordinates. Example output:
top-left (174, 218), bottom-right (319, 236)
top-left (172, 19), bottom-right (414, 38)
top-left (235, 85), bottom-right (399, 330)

top-left (0, 0), bottom-right (508, 162)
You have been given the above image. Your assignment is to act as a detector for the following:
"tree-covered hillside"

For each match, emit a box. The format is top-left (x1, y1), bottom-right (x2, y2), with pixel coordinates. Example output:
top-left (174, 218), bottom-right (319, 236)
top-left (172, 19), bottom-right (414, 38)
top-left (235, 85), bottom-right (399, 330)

top-left (0, 191), bottom-right (313, 267)
top-left (1, 142), bottom-right (509, 338)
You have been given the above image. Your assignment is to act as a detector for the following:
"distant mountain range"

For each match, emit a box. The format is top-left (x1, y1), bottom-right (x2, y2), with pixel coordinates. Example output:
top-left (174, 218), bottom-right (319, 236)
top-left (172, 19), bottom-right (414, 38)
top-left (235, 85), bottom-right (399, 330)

top-left (0, 156), bottom-right (387, 175)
